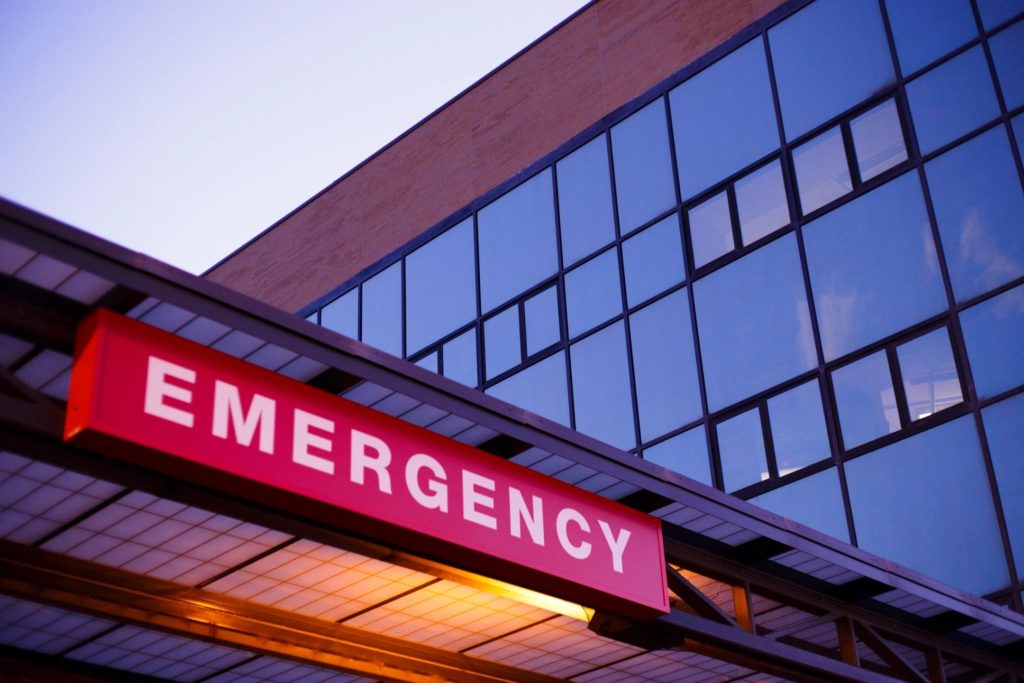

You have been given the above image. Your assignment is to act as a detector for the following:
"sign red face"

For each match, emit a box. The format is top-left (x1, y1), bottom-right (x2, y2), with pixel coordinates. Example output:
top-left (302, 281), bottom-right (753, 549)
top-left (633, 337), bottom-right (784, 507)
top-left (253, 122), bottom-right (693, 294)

top-left (65, 310), bottom-right (668, 619)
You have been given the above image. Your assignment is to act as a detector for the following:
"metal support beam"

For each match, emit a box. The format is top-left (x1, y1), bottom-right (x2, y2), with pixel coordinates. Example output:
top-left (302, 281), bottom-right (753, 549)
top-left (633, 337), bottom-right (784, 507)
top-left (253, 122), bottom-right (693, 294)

top-left (733, 581), bottom-right (755, 633)
top-left (838, 617), bottom-right (860, 667)
top-left (666, 565), bottom-right (733, 625)
top-left (925, 649), bottom-right (946, 683)
top-left (853, 621), bottom-right (928, 682)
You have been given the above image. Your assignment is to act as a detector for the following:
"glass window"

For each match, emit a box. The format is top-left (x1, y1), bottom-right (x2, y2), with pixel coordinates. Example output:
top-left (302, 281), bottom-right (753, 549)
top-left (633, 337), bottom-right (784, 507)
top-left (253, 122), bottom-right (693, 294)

top-left (906, 46), bottom-right (1000, 154)
top-left (644, 426), bottom-right (711, 486)
top-left (688, 191), bottom-right (734, 268)
top-left (748, 468), bottom-right (849, 542)
top-left (564, 249), bottom-right (622, 338)
top-left (735, 160), bottom-right (789, 245)
top-left (960, 284), bottom-right (1024, 398)
top-left (767, 380), bottom-right (830, 475)
top-left (557, 135), bottom-right (616, 266)
top-left (524, 286), bottom-right (560, 356)
top-left (846, 416), bottom-right (1009, 596)
top-left (478, 170), bottom-right (558, 312)
top-left (320, 288), bottom-right (358, 339)
top-left (669, 39), bottom-right (778, 199)
top-left (415, 352), bottom-right (438, 373)
top-left (717, 408), bottom-right (768, 492)
top-left (769, 0), bottom-right (895, 139)
top-left (1016, 113), bottom-right (1024, 160)
top-left (487, 352), bottom-right (569, 426)
top-left (981, 393), bottom-right (1024, 570)
top-left (885, 0), bottom-right (977, 75)
top-left (832, 351), bottom-right (899, 449)
top-left (793, 127), bottom-right (851, 215)
top-left (804, 173), bottom-right (946, 361)
top-left (361, 263), bottom-right (402, 356)
top-left (610, 99), bottom-right (677, 232)
top-left (570, 322), bottom-right (636, 450)
top-left (443, 328), bottom-right (478, 388)
top-left (850, 100), bottom-right (908, 182)
top-left (621, 214), bottom-right (685, 307)
top-left (695, 233), bottom-right (817, 411)
top-left (484, 306), bottom-right (521, 380)
top-left (897, 328), bottom-right (963, 421)
top-left (927, 128), bottom-right (1024, 301)
top-left (990, 19), bottom-right (1024, 111)
top-left (304, 311), bottom-right (317, 324)
top-left (405, 218), bottom-right (475, 354)
top-left (630, 290), bottom-right (702, 442)
top-left (977, 0), bottom-right (1022, 29)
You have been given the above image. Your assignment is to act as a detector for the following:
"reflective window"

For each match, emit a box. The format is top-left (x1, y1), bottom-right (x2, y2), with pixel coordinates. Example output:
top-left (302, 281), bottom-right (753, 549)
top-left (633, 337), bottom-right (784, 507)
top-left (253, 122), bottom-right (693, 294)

top-left (630, 290), bottom-right (702, 442)
top-left (695, 233), bottom-right (816, 411)
top-left (643, 426), bottom-right (711, 486)
top-left (793, 127), bottom-right (851, 215)
top-left (977, 0), bottom-right (1022, 29)
top-left (570, 322), bottom-right (636, 449)
top-left (478, 170), bottom-right (557, 312)
top-left (688, 191), bottom-right (734, 268)
top-left (611, 99), bottom-right (676, 232)
top-left (885, 0), bottom-right (977, 75)
top-left (524, 286), bottom-right (560, 356)
top-left (982, 393), bottom-right (1024, 569)
top-left (832, 351), bottom-right (899, 449)
top-left (926, 127), bottom-right (1024, 301)
top-left (484, 306), bottom-right (520, 379)
top-left (1016, 114), bottom-right (1024, 160)
top-left (804, 173), bottom-right (946, 361)
top-left (405, 218), bottom-right (475, 354)
top-left (487, 352), bottom-right (569, 426)
top-left (748, 468), bottom-right (849, 542)
top-left (846, 416), bottom-right (1009, 596)
top-left (320, 288), bottom-right (358, 339)
top-left (565, 249), bottom-right (621, 338)
top-left (735, 160), bottom-right (789, 244)
top-left (897, 328), bottom-right (963, 421)
top-left (557, 135), bottom-right (616, 265)
top-left (717, 408), bottom-right (768, 492)
top-left (361, 263), bottom-right (402, 356)
top-left (850, 100), bottom-right (908, 182)
top-left (767, 380), bottom-right (830, 475)
top-left (990, 19), bottom-right (1024, 110)
top-left (443, 328), bottom-right (478, 388)
top-left (769, 0), bottom-right (895, 139)
top-left (960, 284), bottom-right (1024, 398)
top-left (669, 39), bottom-right (778, 199)
top-left (906, 46), bottom-right (1000, 154)
top-left (415, 352), bottom-right (438, 373)
top-left (621, 214), bottom-right (685, 307)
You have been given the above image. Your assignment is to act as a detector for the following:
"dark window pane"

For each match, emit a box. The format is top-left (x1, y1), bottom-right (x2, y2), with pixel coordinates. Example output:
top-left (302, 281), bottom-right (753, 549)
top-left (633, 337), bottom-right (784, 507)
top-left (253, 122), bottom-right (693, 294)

top-left (735, 160), bottom-right (789, 244)
top-left (1016, 114), bottom-right (1024, 159)
top-left (897, 328), bottom-right (963, 421)
top-left (643, 426), bottom-right (711, 486)
top-left (478, 170), bottom-right (557, 312)
top-left (885, 0), bottom-right (977, 75)
top-left (669, 39), bottom-right (778, 199)
top-left (793, 127), bottom-right (851, 215)
top-left (717, 408), bottom-right (768, 492)
top-left (565, 249), bottom-right (621, 338)
top-left (977, 0), bottom-right (1022, 29)
top-left (981, 393), bottom-right (1024, 570)
top-left (960, 284), bottom-right (1024, 398)
top-left (361, 263), bottom-right (402, 356)
top-left (484, 306), bottom-right (521, 380)
top-left (557, 135), bottom-right (616, 266)
top-left (851, 99), bottom-right (908, 181)
top-left (846, 416), bottom-right (1009, 595)
top-left (524, 286), bottom-right (560, 356)
top-left (443, 328), bottom-right (478, 388)
top-left (767, 379), bottom-right (830, 475)
top-left (630, 290), bottom-right (702, 442)
top-left (907, 46), bottom-right (1000, 154)
top-left (320, 288), bottom-right (358, 339)
top-left (769, 0), bottom-right (894, 139)
top-left (804, 173), bottom-right (946, 360)
top-left (405, 217), bottom-right (475, 354)
top-left (487, 352), bottom-right (569, 426)
top-left (611, 99), bottom-right (676, 232)
top-left (832, 351), bottom-right (899, 449)
top-left (570, 322), bottom-right (636, 449)
top-left (990, 19), bottom-right (1024, 110)
top-left (748, 468), bottom-right (849, 542)
top-left (695, 233), bottom-right (816, 411)
top-left (415, 351), bottom-right (438, 373)
top-left (688, 191), bottom-right (734, 268)
top-left (621, 214), bottom-right (685, 307)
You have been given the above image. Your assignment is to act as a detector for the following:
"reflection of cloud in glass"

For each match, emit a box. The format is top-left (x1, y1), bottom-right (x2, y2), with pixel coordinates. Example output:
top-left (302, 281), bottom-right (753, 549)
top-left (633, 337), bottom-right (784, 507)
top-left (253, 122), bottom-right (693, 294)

top-left (816, 289), bottom-right (859, 361)
top-left (959, 207), bottom-right (1024, 294)
top-left (796, 298), bottom-right (818, 368)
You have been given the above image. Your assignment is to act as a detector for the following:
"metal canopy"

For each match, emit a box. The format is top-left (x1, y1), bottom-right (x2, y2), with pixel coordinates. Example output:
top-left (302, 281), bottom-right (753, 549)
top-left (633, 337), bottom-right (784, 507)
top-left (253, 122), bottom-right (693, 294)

top-left (1, 197), bottom-right (1022, 682)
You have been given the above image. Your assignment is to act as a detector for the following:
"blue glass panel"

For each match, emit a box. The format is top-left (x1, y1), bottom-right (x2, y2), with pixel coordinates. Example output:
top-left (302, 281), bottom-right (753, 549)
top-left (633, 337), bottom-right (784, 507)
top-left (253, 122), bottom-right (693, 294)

top-left (851, 99), bottom-right (908, 182)
top-left (977, 0), bottom-right (1023, 29)
top-left (695, 233), bottom-right (816, 411)
top-left (304, 311), bottom-right (317, 323)
top-left (524, 286), bottom-right (560, 356)
top-left (643, 426), bottom-right (711, 486)
top-left (717, 408), bottom-right (768, 492)
top-left (669, 39), bottom-right (778, 199)
top-left (897, 328), bottom-right (963, 421)
top-left (735, 160), bottom-right (789, 245)
top-left (688, 191), bottom-right (734, 268)
top-left (804, 173), bottom-right (946, 360)
top-left (846, 416), bottom-right (1009, 595)
top-left (320, 288), bottom-right (358, 339)
top-left (981, 393), bottom-right (1024, 570)
top-left (565, 249), bottom-right (622, 338)
top-left (557, 135), bottom-right (616, 266)
top-left (484, 306), bottom-right (521, 380)
top-left (361, 264), bottom-right (402, 356)
top-left (611, 99), bottom-right (676, 232)
top-left (630, 290), bottom-right (702, 442)
top-left (769, 0), bottom-right (894, 139)
top-left (621, 214), bottom-right (685, 307)
top-left (414, 351), bottom-right (438, 373)
top-left (793, 127), bottom-right (851, 215)
top-left (405, 217), bottom-right (475, 354)
top-left (885, 0), bottom-right (977, 75)
top-left (832, 351), bottom-right (899, 449)
top-left (1016, 114), bottom-right (1024, 159)
top-left (570, 322), bottom-right (636, 450)
top-left (907, 46), bottom-right (1000, 154)
top-left (478, 170), bottom-right (557, 312)
top-left (748, 468), bottom-right (849, 542)
top-left (443, 328), bottom-right (477, 388)
top-left (487, 352), bottom-right (569, 426)
top-left (990, 19), bottom-right (1024, 110)
top-left (767, 379), bottom-right (830, 474)
top-left (960, 284), bottom-right (1024, 398)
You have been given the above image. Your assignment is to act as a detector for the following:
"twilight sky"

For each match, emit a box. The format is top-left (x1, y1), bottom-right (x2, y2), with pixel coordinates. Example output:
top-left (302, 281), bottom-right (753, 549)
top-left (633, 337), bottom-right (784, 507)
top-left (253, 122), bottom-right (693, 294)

top-left (0, 1), bottom-right (586, 273)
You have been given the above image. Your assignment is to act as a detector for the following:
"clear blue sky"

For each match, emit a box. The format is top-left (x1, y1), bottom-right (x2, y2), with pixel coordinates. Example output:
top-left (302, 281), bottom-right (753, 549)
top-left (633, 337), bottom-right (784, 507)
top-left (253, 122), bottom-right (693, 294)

top-left (0, 1), bottom-right (587, 273)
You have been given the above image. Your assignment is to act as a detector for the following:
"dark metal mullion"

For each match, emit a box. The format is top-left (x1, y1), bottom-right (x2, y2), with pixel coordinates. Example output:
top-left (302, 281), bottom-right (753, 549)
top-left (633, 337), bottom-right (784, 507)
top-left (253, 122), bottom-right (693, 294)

top-left (725, 184), bottom-right (743, 250)
top-left (517, 300), bottom-right (528, 363)
top-left (759, 402), bottom-right (779, 480)
top-left (471, 213), bottom-right (484, 389)
top-left (885, 345), bottom-right (912, 429)
top-left (840, 121), bottom-right (862, 191)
